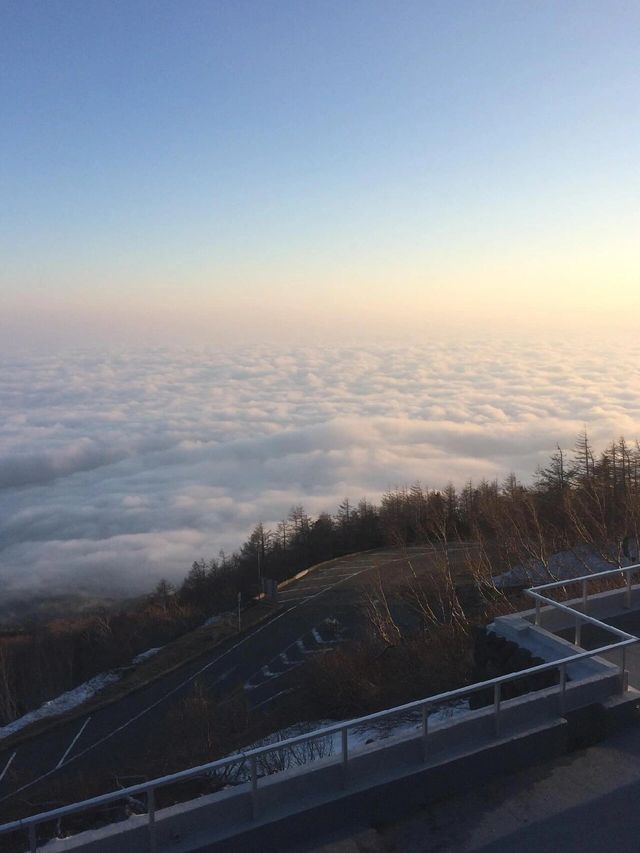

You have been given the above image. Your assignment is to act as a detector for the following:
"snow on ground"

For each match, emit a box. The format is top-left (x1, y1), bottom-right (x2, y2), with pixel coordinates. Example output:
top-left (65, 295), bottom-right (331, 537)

top-left (7, 543), bottom-right (618, 746)
top-left (215, 701), bottom-right (471, 783)
top-left (0, 671), bottom-right (121, 740)
top-left (493, 545), bottom-right (631, 589)
top-left (132, 647), bottom-right (162, 664)
top-left (203, 614), bottom-right (224, 627)
top-left (0, 644), bottom-right (171, 741)
top-left (203, 610), bottom-right (235, 627)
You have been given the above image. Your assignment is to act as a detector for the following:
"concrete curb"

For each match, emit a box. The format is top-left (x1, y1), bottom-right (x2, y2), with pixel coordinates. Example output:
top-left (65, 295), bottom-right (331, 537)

top-left (0, 601), bottom-right (278, 753)
top-left (276, 549), bottom-right (379, 592)
top-left (0, 549), bottom-right (380, 752)
top-left (41, 716), bottom-right (571, 853)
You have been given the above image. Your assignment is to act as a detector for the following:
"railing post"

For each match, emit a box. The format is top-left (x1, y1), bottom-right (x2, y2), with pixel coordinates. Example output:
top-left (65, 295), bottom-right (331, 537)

top-left (558, 663), bottom-right (567, 715)
top-left (341, 727), bottom-right (349, 787)
top-left (250, 755), bottom-right (258, 818)
top-left (626, 571), bottom-right (632, 608)
top-left (7, 579), bottom-right (640, 853)
top-left (620, 646), bottom-right (628, 694)
top-left (147, 788), bottom-right (156, 853)
top-left (422, 704), bottom-right (429, 761)
top-left (575, 614), bottom-right (582, 647)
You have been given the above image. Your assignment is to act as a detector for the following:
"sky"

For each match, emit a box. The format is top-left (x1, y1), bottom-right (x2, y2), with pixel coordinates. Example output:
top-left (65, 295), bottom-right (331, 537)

top-left (1, 4), bottom-right (640, 606)
top-left (1, 1), bottom-right (639, 346)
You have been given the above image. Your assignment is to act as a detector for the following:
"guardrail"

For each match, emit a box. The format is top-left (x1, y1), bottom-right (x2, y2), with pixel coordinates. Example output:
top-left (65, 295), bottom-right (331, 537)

top-left (2, 562), bottom-right (640, 852)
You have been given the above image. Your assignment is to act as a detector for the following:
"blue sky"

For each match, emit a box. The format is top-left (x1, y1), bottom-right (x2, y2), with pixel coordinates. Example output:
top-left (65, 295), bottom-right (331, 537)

top-left (1, 1), bottom-right (638, 345)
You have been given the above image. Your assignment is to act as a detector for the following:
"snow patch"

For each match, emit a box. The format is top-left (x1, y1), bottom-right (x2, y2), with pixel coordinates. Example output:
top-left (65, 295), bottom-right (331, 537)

top-left (0, 640), bottom-right (172, 741)
top-left (214, 701), bottom-right (470, 782)
top-left (132, 647), bottom-right (162, 665)
top-left (493, 545), bottom-right (630, 589)
top-left (0, 672), bottom-right (121, 740)
top-left (312, 627), bottom-right (332, 645)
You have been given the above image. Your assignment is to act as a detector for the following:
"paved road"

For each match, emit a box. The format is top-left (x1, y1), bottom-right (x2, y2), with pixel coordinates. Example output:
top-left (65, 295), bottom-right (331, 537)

top-left (300, 604), bottom-right (640, 853)
top-left (0, 545), bottom-right (475, 821)
top-left (367, 712), bottom-right (640, 853)
top-left (300, 596), bottom-right (640, 852)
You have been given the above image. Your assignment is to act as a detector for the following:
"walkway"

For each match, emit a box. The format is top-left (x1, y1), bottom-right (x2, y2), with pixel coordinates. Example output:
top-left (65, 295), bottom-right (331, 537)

top-left (301, 611), bottom-right (640, 853)
top-left (366, 720), bottom-right (640, 852)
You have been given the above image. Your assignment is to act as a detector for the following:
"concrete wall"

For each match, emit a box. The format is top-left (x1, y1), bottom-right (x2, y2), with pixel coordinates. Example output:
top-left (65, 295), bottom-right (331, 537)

top-left (492, 613), bottom-right (621, 682)
top-left (41, 716), bottom-right (569, 853)
top-left (31, 587), bottom-right (640, 853)
top-left (39, 676), bottom-right (618, 853)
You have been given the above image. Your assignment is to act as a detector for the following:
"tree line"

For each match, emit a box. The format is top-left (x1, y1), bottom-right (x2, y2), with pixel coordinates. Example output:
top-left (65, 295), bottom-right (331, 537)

top-left (1, 431), bottom-right (639, 726)
top-left (175, 431), bottom-right (640, 611)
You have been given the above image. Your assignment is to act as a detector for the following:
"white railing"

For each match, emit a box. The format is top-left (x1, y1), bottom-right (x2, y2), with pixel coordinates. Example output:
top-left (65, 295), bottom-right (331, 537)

top-left (2, 562), bottom-right (640, 852)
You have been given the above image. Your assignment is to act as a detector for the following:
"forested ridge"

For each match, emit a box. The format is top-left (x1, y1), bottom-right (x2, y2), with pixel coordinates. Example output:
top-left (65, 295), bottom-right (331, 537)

top-left (1, 431), bottom-right (639, 726)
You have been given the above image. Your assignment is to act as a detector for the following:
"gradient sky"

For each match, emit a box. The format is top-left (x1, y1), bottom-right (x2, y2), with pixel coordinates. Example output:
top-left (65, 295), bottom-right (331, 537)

top-left (1, 1), bottom-right (638, 346)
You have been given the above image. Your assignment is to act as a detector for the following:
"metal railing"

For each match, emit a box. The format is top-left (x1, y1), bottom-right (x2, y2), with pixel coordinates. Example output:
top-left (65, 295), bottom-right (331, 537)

top-left (525, 563), bottom-right (640, 691)
top-left (2, 562), bottom-right (640, 852)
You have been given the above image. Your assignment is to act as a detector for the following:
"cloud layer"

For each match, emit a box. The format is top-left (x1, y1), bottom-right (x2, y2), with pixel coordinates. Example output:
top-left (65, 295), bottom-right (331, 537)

top-left (2, 340), bottom-right (640, 599)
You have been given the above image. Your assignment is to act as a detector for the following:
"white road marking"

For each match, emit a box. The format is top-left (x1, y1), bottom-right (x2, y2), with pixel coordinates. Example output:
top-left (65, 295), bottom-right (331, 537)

top-left (0, 551), bottom-right (418, 804)
top-left (250, 664), bottom-right (301, 688)
top-left (56, 717), bottom-right (91, 769)
top-left (295, 637), bottom-right (325, 655)
top-left (298, 579), bottom-right (343, 586)
top-left (212, 668), bottom-right (235, 685)
top-left (252, 689), bottom-right (295, 711)
top-left (0, 752), bottom-right (16, 782)
top-left (245, 617), bottom-right (343, 692)
top-left (286, 583), bottom-right (326, 598)
top-left (312, 627), bottom-right (334, 645)
top-left (321, 573), bottom-right (358, 581)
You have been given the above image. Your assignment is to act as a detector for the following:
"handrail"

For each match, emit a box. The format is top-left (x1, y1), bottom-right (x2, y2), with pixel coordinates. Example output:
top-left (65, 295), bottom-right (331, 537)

top-left (1, 637), bottom-right (635, 837)
top-left (526, 591), bottom-right (634, 639)
top-left (528, 563), bottom-right (635, 592)
top-left (2, 560), bottom-right (639, 849)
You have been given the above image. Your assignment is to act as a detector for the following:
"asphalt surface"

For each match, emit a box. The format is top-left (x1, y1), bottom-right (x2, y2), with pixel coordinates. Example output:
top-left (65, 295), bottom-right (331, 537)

top-left (370, 696), bottom-right (640, 853)
top-left (0, 545), bottom-right (475, 822)
top-left (303, 611), bottom-right (640, 853)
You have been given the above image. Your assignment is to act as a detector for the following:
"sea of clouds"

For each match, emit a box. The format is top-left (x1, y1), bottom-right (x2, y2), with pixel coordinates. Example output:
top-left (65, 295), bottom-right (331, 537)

top-left (2, 339), bottom-right (640, 601)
